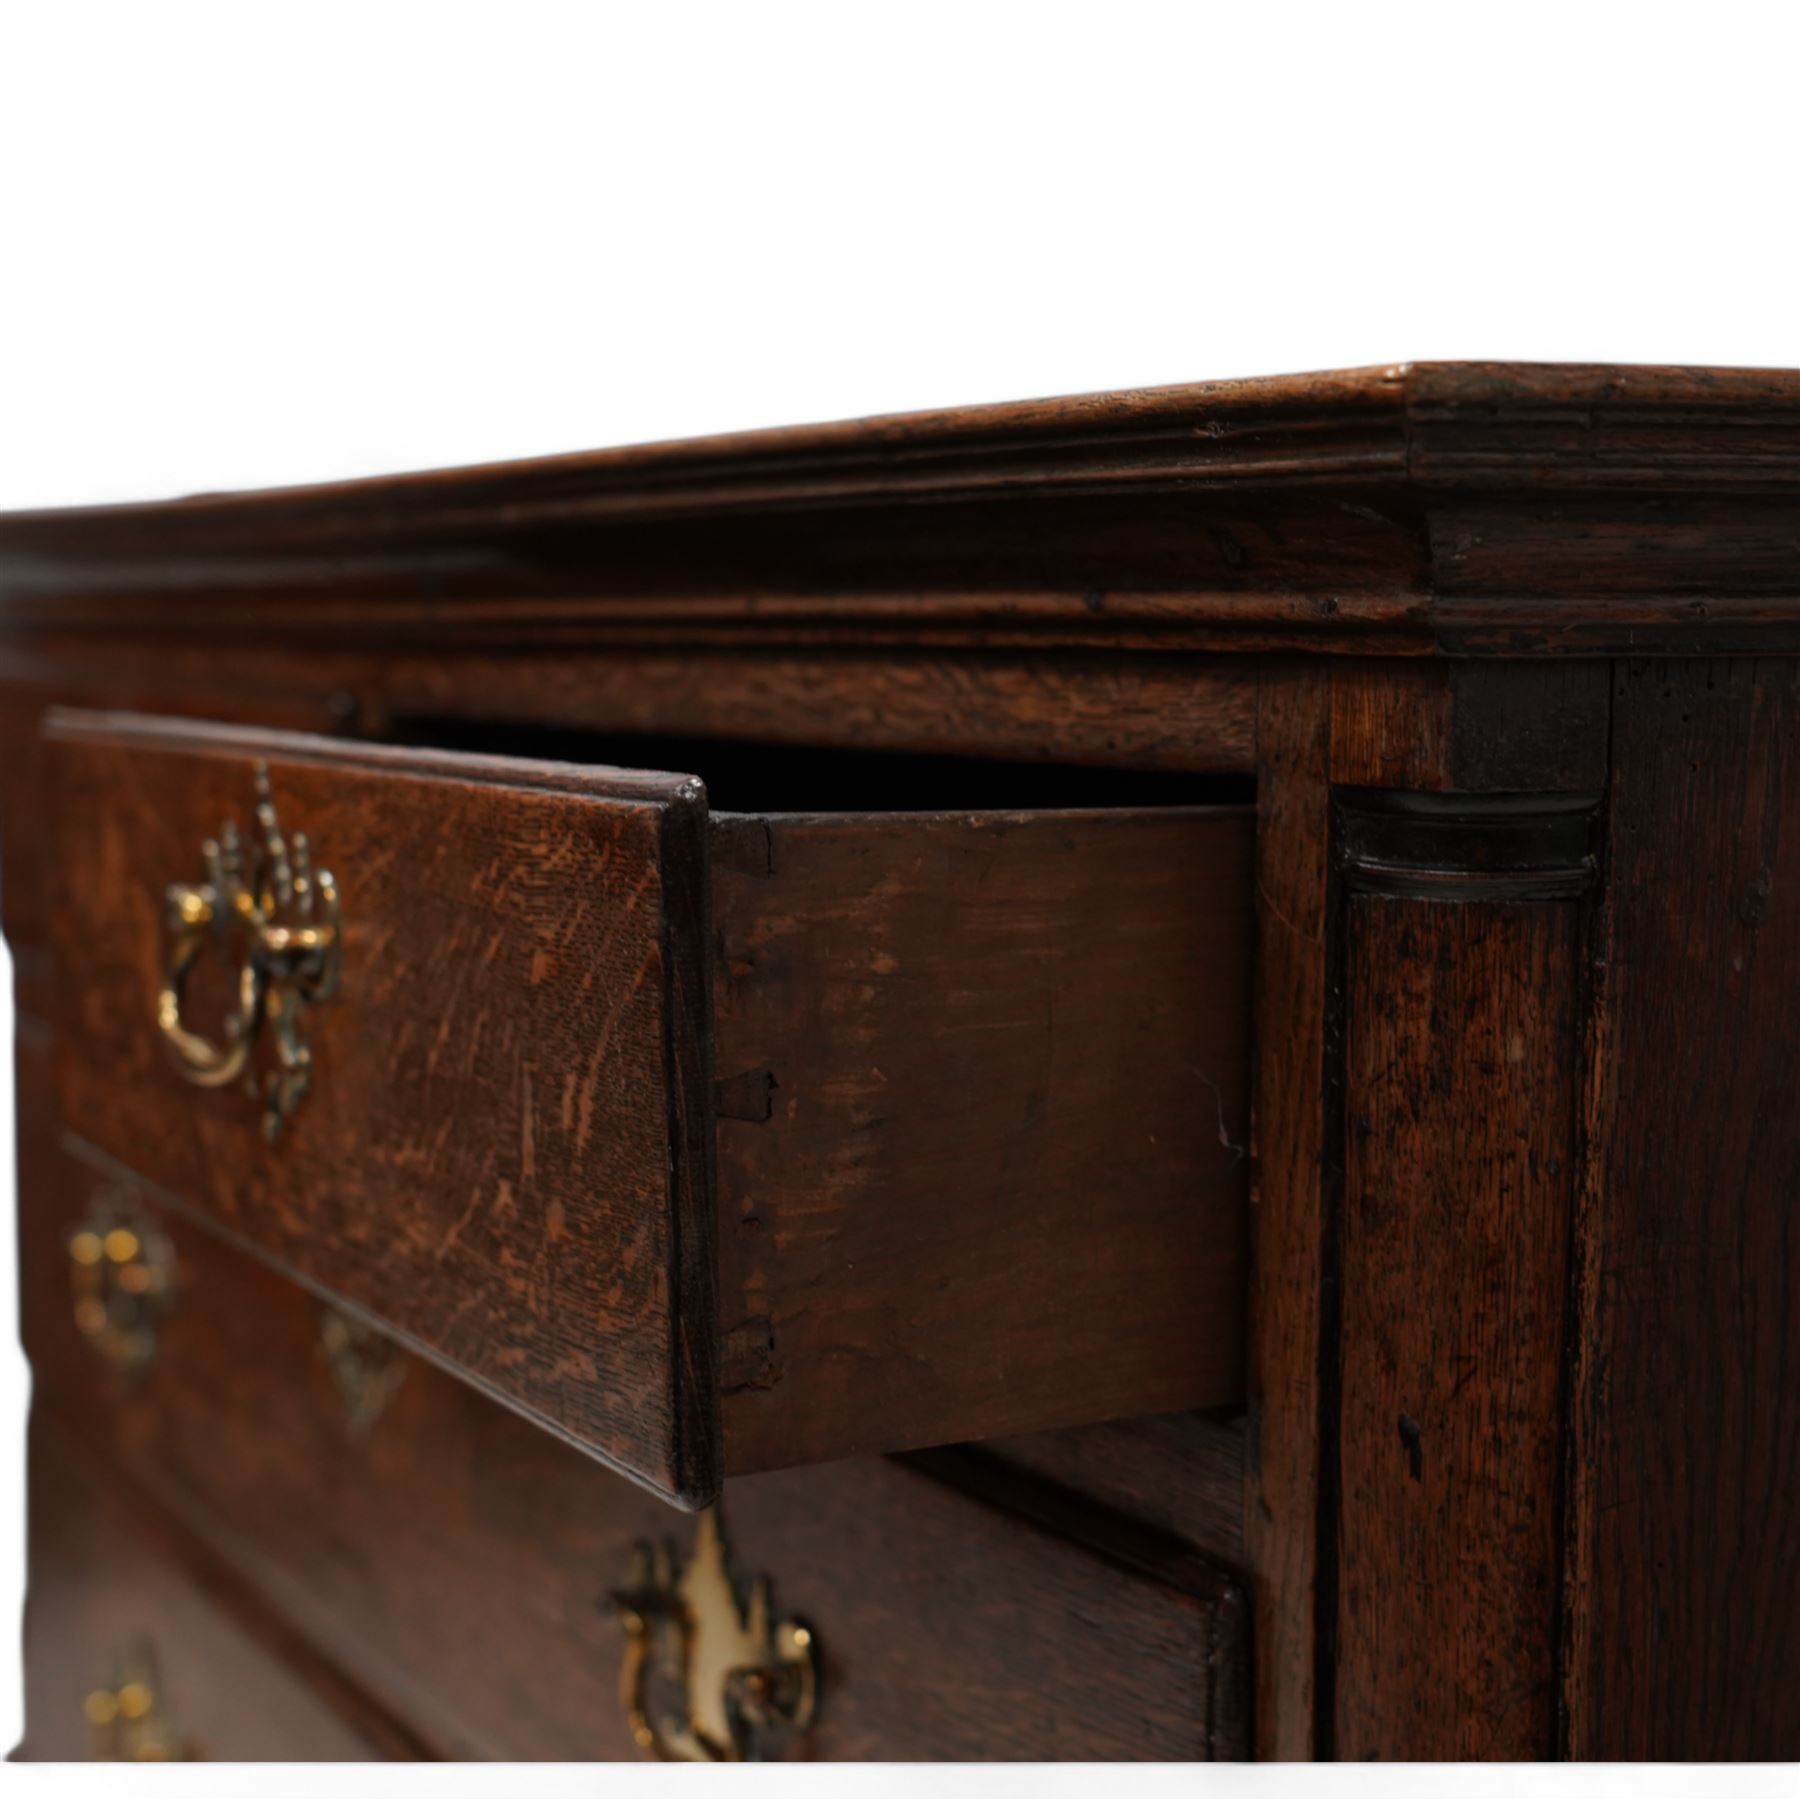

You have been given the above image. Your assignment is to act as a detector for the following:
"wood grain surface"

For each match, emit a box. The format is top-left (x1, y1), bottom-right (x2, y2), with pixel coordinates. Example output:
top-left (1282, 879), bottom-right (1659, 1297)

top-left (42, 709), bottom-right (1255, 1493)
top-left (1566, 659), bottom-right (1800, 1757)
top-left (12, 365), bottom-right (1800, 656)
top-left (43, 710), bottom-right (720, 1504)
top-left (711, 806), bottom-right (1253, 1469)
top-left (1318, 682), bottom-right (1604, 1762)
top-left (0, 675), bottom-right (349, 966)
top-left (1328, 660), bottom-right (1611, 795)
top-left (0, 643), bottom-right (1261, 781)
top-left (1242, 661), bottom-right (1333, 1759)
top-left (21, 1147), bottom-right (1248, 1761)
top-left (1334, 898), bottom-right (1578, 1758)
top-left (14, 364), bottom-right (1800, 1763)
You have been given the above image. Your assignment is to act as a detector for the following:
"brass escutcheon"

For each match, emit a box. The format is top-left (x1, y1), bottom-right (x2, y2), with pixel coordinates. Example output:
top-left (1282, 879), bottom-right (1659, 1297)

top-left (610, 1506), bottom-right (819, 1761)
top-left (317, 1304), bottom-right (408, 1434)
top-left (158, 762), bottom-right (341, 1143)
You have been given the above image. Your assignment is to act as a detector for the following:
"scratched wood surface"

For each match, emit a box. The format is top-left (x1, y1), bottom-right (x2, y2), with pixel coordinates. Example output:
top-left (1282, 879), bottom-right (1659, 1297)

top-left (0, 676), bottom-right (347, 979)
top-left (42, 710), bottom-right (720, 1504)
top-left (22, 1148), bottom-right (1249, 1761)
top-left (1565, 660), bottom-right (1800, 1757)
top-left (16, 364), bottom-right (1800, 1763)
top-left (711, 807), bottom-right (1253, 1471)
top-left (41, 709), bottom-right (1256, 1495)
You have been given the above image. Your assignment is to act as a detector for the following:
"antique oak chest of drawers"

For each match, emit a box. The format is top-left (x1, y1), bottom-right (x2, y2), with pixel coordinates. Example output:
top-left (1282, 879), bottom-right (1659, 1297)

top-left (3, 363), bottom-right (1797, 1761)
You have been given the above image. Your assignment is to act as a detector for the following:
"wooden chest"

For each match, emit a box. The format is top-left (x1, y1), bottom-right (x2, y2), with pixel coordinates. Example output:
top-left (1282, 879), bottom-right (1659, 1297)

top-left (4, 362), bottom-right (1797, 1760)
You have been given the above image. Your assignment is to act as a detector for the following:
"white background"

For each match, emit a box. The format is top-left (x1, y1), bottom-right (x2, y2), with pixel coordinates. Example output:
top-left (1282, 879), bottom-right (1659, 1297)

top-left (2, 3), bottom-right (1798, 1793)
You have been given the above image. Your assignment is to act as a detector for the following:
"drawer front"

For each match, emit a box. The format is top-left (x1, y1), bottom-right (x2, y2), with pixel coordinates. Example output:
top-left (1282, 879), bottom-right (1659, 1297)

top-left (44, 709), bottom-right (717, 1504)
top-left (22, 1422), bottom-right (394, 1762)
top-left (22, 1147), bottom-right (1248, 1761)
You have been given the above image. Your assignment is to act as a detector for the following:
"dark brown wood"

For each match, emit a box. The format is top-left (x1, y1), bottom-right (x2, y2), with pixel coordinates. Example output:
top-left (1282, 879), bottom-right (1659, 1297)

top-left (712, 807), bottom-right (1252, 1470)
top-left (21, 1421), bottom-right (401, 1762)
top-left (1334, 895), bottom-right (1577, 1758)
top-left (1566, 659), bottom-right (1800, 1758)
top-left (12, 365), bottom-right (1800, 658)
top-left (1329, 660), bottom-right (1611, 795)
top-left (44, 710), bottom-right (721, 1504)
top-left (1320, 694), bottom-right (1605, 1761)
top-left (42, 709), bottom-right (1254, 1500)
top-left (0, 685), bottom-right (47, 955)
top-left (22, 1153), bottom-right (1248, 1761)
top-left (1243, 660), bottom-right (1332, 1760)
top-left (11, 364), bottom-right (1800, 1763)
top-left (0, 676), bottom-right (348, 964)
top-left (0, 644), bottom-right (1262, 779)
top-left (983, 1411), bottom-right (1245, 1568)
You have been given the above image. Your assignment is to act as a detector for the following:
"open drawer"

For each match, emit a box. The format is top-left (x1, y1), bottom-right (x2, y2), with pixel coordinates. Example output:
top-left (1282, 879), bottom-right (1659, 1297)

top-left (43, 709), bottom-right (1251, 1505)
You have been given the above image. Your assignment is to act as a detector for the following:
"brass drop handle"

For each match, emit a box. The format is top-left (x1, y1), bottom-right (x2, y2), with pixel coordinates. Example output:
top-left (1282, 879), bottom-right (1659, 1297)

top-left (610, 1507), bottom-right (819, 1761)
top-left (157, 762), bottom-right (342, 1143)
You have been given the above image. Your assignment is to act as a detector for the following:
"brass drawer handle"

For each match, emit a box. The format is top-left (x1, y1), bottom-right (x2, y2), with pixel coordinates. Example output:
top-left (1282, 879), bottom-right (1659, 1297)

top-left (611, 1507), bottom-right (819, 1761)
top-left (157, 762), bottom-right (341, 1143)
top-left (69, 1198), bottom-right (174, 1381)
top-left (85, 1638), bottom-right (192, 1761)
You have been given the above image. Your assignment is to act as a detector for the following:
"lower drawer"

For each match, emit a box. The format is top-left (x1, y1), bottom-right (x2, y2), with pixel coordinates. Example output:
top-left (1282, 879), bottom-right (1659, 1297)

top-left (20, 1422), bottom-right (395, 1762)
top-left (21, 1107), bottom-right (1249, 1760)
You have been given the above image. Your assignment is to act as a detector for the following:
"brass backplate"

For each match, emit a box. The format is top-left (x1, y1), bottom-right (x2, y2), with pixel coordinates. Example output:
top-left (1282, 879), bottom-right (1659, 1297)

top-left (158, 762), bottom-right (342, 1142)
top-left (610, 1506), bottom-right (819, 1761)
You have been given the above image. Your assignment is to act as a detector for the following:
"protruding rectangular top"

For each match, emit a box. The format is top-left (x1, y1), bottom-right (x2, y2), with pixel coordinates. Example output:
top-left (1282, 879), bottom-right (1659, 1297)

top-left (6, 362), bottom-right (1800, 655)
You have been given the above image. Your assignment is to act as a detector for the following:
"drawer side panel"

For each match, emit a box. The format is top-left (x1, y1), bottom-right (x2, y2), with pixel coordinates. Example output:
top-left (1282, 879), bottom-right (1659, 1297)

top-left (713, 806), bottom-right (1252, 1470)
